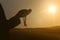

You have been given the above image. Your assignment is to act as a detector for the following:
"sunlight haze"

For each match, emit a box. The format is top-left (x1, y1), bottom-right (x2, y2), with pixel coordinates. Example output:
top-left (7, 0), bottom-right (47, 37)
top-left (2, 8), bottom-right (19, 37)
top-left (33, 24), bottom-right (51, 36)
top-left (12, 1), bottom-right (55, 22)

top-left (0, 0), bottom-right (60, 28)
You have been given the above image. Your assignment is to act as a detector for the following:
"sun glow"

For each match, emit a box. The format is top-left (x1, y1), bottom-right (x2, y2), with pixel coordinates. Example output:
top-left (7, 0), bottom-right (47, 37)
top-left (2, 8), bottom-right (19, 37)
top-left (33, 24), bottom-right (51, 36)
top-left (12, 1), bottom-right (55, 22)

top-left (48, 5), bottom-right (57, 14)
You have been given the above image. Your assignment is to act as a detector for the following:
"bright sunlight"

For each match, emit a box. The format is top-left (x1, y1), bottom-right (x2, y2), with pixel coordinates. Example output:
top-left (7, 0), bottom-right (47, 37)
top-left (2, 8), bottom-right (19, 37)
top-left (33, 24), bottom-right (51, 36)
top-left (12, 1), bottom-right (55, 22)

top-left (48, 5), bottom-right (57, 14)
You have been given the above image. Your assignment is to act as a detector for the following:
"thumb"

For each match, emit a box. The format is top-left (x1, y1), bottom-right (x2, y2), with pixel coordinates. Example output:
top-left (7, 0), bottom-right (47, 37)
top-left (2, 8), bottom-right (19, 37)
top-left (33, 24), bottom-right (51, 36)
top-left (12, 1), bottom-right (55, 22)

top-left (23, 16), bottom-right (27, 26)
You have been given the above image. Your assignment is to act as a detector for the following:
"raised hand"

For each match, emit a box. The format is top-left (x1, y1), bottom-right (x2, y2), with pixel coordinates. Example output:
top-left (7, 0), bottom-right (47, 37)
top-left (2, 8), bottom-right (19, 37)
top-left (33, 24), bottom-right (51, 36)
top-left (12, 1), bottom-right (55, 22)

top-left (16, 9), bottom-right (32, 26)
top-left (16, 9), bottom-right (32, 18)
top-left (0, 3), bottom-right (32, 40)
top-left (0, 3), bottom-right (32, 29)
top-left (8, 9), bottom-right (32, 29)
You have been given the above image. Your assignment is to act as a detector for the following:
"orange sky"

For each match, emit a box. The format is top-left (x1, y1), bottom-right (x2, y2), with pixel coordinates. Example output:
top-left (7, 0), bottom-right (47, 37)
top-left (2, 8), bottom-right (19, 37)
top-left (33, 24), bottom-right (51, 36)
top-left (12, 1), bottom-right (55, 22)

top-left (0, 0), bottom-right (60, 28)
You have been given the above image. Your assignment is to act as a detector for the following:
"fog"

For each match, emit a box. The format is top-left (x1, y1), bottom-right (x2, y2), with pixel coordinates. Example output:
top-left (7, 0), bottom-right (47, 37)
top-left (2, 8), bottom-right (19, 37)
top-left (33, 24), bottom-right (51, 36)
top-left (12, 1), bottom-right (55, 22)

top-left (0, 0), bottom-right (60, 28)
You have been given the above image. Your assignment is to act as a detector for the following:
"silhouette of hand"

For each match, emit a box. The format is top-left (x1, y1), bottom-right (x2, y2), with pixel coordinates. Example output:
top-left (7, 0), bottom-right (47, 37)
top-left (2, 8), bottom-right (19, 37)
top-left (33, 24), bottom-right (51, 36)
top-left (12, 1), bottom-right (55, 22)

top-left (16, 9), bottom-right (32, 26)
top-left (16, 9), bottom-right (32, 17)
top-left (0, 3), bottom-right (32, 29)
top-left (0, 3), bottom-right (32, 40)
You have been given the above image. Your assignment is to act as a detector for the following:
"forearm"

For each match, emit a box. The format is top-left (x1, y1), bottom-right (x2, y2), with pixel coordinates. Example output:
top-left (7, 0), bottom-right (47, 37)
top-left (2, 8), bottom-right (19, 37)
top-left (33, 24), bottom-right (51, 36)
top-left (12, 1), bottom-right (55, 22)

top-left (7, 16), bottom-right (21, 29)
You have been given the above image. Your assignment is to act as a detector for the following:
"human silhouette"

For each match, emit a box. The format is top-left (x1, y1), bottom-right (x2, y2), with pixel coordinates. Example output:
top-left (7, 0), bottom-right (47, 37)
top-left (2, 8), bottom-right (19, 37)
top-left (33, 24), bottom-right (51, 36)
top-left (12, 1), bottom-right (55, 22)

top-left (0, 3), bottom-right (32, 40)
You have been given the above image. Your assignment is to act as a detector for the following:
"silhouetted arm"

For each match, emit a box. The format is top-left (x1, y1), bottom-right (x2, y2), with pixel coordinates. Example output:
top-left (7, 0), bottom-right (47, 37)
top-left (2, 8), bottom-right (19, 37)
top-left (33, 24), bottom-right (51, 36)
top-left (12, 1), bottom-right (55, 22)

top-left (15, 9), bottom-right (32, 27)
top-left (7, 15), bottom-right (21, 29)
top-left (0, 3), bottom-right (21, 30)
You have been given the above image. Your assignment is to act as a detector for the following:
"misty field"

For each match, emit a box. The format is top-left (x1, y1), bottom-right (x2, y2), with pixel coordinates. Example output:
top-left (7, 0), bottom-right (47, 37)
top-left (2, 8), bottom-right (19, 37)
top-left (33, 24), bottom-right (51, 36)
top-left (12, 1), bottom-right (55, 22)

top-left (10, 28), bottom-right (60, 40)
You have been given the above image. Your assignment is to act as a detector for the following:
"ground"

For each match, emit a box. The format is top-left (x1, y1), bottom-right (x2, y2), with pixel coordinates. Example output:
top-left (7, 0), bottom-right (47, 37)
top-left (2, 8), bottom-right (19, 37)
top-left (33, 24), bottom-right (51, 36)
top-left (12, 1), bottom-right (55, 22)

top-left (10, 27), bottom-right (60, 40)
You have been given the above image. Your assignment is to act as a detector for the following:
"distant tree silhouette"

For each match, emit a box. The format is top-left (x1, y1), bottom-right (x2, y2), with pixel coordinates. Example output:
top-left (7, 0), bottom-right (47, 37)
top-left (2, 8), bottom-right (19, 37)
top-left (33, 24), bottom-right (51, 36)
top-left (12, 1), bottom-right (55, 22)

top-left (0, 3), bottom-right (32, 40)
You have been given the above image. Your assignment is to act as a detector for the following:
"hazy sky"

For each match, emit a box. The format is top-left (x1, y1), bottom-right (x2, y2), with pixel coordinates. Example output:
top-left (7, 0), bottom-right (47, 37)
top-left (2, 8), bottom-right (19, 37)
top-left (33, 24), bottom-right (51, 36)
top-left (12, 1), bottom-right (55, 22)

top-left (0, 0), bottom-right (60, 28)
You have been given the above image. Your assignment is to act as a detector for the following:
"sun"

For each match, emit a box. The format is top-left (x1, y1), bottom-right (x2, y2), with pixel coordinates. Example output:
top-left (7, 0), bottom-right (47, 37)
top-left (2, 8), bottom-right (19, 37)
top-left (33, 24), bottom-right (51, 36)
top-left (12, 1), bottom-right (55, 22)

top-left (48, 5), bottom-right (57, 14)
